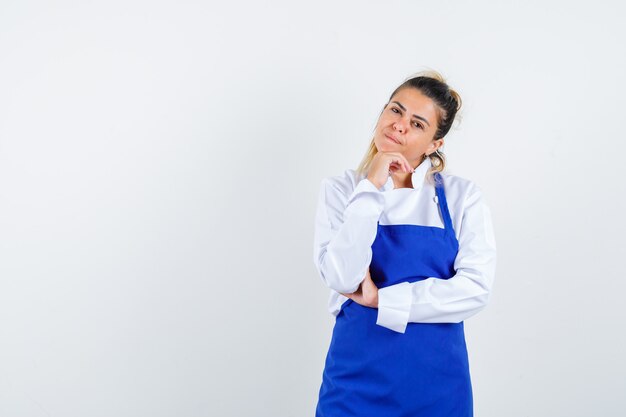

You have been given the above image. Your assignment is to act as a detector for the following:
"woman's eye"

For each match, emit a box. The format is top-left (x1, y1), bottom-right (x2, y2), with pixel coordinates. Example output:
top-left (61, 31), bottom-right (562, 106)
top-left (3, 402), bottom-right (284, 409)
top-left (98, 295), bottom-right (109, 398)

top-left (391, 107), bottom-right (422, 129)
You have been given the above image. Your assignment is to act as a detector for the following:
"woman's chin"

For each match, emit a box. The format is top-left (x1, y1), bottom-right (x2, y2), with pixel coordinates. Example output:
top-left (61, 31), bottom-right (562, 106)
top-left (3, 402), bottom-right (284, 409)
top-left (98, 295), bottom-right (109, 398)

top-left (376, 141), bottom-right (399, 152)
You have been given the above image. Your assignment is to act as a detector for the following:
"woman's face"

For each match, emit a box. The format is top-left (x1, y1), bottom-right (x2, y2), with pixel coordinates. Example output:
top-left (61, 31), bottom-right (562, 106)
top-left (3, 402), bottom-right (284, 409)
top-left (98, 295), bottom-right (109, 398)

top-left (373, 87), bottom-right (444, 169)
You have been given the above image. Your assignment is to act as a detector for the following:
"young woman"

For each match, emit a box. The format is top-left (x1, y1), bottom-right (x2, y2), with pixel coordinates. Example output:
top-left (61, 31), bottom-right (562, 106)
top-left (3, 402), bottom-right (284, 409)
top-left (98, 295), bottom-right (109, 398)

top-left (313, 70), bottom-right (497, 416)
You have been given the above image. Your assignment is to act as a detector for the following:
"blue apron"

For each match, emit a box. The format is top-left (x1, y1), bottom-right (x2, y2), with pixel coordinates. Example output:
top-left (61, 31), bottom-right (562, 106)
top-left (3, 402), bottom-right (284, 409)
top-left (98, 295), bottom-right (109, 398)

top-left (316, 172), bottom-right (473, 417)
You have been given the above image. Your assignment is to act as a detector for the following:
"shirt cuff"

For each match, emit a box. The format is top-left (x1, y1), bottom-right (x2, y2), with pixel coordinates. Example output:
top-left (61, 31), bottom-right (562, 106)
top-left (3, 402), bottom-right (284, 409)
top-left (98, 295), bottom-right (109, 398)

top-left (376, 281), bottom-right (413, 334)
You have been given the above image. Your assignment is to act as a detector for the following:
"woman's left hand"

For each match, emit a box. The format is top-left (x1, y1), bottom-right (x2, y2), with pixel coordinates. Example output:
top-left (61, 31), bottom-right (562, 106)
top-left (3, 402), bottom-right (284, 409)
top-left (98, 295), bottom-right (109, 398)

top-left (341, 269), bottom-right (379, 308)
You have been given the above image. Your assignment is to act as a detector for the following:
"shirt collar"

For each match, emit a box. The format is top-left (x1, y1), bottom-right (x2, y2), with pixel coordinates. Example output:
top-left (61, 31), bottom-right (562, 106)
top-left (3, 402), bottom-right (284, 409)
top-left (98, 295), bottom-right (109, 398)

top-left (380, 156), bottom-right (432, 191)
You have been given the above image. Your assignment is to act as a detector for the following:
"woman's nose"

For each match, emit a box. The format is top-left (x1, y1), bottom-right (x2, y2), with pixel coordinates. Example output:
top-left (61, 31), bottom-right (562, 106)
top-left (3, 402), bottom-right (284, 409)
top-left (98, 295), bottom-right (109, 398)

top-left (393, 121), bottom-right (406, 133)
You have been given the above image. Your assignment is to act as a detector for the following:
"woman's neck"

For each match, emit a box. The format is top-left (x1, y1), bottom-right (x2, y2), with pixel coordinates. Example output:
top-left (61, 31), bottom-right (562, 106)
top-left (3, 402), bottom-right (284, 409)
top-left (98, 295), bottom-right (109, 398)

top-left (391, 171), bottom-right (413, 189)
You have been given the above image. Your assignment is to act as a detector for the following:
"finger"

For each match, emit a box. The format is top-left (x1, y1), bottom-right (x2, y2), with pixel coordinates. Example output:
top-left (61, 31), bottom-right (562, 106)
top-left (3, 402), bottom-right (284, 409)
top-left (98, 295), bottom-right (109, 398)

top-left (390, 161), bottom-right (402, 172)
top-left (400, 156), bottom-right (412, 172)
top-left (388, 157), bottom-right (401, 172)
top-left (363, 275), bottom-right (375, 290)
top-left (391, 160), bottom-right (411, 173)
top-left (389, 153), bottom-right (412, 173)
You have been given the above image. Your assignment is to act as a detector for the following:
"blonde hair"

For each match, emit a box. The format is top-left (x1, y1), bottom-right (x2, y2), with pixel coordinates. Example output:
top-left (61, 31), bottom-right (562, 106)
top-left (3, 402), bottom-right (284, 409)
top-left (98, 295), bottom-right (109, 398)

top-left (356, 69), bottom-right (463, 185)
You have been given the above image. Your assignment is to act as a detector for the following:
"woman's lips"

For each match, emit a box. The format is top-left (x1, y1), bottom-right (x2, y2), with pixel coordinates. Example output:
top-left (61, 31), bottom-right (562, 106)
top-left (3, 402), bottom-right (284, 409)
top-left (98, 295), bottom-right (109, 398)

top-left (385, 134), bottom-right (400, 144)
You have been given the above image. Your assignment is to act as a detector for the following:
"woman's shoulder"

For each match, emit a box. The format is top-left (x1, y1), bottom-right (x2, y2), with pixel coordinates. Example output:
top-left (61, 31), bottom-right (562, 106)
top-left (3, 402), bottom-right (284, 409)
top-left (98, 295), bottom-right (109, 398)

top-left (319, 168), bottom-right (363, 199)
top-left (437, 170), bottom-right (485, 203)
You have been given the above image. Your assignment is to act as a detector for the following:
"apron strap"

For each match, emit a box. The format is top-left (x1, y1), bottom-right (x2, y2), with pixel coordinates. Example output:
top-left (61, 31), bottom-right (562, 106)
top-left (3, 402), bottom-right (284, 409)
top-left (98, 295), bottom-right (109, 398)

top-left (434, 172), bottom-right (455, 234)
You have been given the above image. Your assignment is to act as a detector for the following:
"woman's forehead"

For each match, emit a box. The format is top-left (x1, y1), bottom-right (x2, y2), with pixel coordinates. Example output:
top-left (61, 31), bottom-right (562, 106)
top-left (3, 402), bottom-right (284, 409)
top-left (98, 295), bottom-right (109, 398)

top-left (390, 88), bottom-right (438, 124)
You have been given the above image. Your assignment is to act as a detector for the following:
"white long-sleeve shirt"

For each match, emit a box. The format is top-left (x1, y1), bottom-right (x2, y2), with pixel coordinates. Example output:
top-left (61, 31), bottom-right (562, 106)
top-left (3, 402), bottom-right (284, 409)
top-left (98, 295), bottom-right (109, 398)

top-left (312, 157), bottom-right (497, 333)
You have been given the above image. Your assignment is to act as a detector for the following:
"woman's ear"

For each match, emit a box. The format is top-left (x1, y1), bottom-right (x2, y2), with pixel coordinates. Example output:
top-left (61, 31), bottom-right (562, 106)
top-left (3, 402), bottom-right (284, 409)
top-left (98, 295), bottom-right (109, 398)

top-left (430, 138), bottom-right (444, 152)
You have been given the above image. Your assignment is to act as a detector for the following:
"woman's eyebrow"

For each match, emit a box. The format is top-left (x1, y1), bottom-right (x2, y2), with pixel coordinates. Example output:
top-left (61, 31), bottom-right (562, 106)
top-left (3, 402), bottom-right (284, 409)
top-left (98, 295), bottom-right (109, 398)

top-left (391, 101), bottom-right (430, 126)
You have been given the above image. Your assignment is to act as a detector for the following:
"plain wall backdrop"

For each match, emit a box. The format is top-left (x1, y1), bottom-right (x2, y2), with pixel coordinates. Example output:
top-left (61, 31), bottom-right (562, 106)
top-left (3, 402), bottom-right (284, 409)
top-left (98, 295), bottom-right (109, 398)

top-left (1, 0), bottom-right (625, 416)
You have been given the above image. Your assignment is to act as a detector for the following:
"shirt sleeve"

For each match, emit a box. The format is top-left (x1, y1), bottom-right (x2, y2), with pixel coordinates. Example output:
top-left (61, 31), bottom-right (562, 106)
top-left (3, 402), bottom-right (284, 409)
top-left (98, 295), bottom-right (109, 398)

top-left (375, 182), bottom-right (497, 333)
top-left (313, 175), bottom-right (385, 294)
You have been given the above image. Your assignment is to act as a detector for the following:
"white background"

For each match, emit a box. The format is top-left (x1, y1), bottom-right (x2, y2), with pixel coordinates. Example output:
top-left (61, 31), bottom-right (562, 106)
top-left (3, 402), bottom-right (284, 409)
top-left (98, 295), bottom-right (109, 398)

top-left (1, 1), bottom-right (625, 416)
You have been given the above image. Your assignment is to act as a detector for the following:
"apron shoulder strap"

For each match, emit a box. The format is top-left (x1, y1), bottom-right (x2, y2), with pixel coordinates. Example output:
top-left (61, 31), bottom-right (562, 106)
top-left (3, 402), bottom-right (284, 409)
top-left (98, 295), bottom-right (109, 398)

top-left (434, 172), bottom-right (455, 234)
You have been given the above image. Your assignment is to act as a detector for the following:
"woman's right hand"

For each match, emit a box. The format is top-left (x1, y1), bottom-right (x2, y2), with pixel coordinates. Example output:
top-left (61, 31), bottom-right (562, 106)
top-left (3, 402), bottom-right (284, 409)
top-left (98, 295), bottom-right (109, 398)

top-left (366, 151), bottom-right (413, 189)
top-left (340, 269), bottom-right (379, 308)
